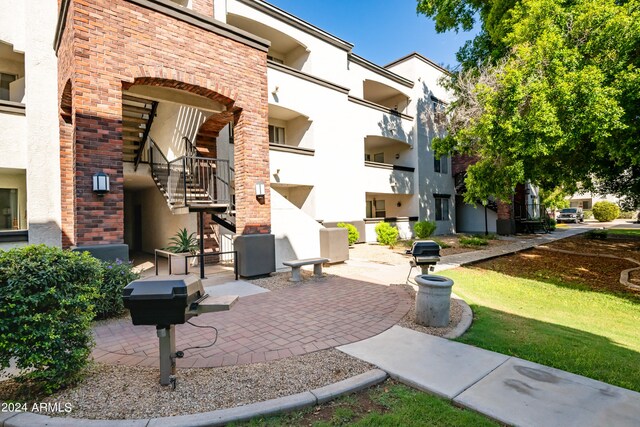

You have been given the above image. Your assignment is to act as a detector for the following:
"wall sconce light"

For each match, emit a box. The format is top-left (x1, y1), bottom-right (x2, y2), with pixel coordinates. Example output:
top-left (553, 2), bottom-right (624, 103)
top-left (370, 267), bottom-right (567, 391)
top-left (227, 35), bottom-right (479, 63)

top-left (255, 181), bottom-right (265, 204)
top-left (271, 86), bottom-right (279, 95)
top-left (92, 172), bottom-right (110, 196)
top-left (397, 202), bottom-right (402, 207)
top-left (395, 154), bottom-right (400, 160)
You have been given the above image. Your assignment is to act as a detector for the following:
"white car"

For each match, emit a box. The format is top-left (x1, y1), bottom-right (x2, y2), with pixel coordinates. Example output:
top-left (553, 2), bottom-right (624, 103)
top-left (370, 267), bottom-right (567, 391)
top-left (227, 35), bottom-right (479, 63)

top-left (557, 208), bottom-right (584, 224)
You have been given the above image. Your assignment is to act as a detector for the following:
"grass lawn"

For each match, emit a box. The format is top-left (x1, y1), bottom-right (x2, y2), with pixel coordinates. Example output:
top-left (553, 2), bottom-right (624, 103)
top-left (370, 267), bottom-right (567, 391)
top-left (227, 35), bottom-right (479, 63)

top-left (232, 382), bottom-right (497, 426)
top-left (441, 268), bottom-right (640, 392)
top-left (607, 228), bottom-right (640, 238)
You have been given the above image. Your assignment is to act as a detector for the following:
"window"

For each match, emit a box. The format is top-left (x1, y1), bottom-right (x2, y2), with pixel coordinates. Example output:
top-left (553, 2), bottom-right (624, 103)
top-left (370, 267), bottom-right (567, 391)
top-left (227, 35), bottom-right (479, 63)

top-left (0, 189), bottom-right (19, 230)
top-left (268, 125), bottom-right (285, 144)
top-left (367, 200), bottom-right (386, 218)
top-left (0, 73), bottom-right (17, 101)
top-left (435, 196), bottom-right (449, 221)
top-left (373, 152), bottom-right (384, 163)
top-left (434, 155), bottom-right (449, 174)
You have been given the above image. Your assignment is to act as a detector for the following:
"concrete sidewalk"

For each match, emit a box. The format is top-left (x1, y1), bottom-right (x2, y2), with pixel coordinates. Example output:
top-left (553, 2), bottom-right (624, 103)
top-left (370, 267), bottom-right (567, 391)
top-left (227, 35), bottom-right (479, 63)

top-left (342, 225), bottom-right (594, 286)
top-left (339, 326), bottom-right (640, 427)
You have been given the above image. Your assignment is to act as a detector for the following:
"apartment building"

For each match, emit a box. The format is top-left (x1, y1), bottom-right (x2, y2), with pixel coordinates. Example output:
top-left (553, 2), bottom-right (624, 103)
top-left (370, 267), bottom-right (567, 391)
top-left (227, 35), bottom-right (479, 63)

top-left (0, 0), bottom-right (475, 269)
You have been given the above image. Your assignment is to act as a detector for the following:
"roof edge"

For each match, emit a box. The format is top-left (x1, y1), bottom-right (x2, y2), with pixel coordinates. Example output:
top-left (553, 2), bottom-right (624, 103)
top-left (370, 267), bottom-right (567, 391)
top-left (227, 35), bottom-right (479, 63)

top-left (349, 54), bottom-right (414, 88)
top-left (385, 52), bottom-right (452, 76)
top-left (238, 0), bottom-right (354, 52)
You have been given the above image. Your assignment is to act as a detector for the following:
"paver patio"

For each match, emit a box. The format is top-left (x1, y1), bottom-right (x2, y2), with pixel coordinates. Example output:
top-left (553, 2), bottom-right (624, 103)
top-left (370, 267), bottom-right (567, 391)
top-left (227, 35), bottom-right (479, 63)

top-left (92, 276), bottom-right (411, 368)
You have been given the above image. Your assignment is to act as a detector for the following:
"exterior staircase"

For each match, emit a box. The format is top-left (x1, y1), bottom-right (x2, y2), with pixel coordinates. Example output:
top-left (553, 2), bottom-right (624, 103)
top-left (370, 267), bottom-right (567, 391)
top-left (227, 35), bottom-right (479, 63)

top-left (121, 96), bottom-right (237, 257)
top-left (122, 93), bottom-right (158, 168)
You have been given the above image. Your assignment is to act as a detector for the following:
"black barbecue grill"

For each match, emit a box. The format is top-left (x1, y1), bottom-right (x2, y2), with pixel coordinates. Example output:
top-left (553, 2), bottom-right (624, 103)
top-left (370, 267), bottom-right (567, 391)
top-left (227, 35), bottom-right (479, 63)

top-left (406, 240), bottom-right (441, 281)
top-left (122, 274), bottom-right (238, 387)
top-left (123, 275), bottom-right (205, 327)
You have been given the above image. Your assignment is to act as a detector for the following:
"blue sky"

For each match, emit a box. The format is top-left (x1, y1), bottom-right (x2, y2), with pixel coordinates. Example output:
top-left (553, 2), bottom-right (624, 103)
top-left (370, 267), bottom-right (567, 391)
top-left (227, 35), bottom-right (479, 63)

top-left (266, 0), bottom-right (479, 69)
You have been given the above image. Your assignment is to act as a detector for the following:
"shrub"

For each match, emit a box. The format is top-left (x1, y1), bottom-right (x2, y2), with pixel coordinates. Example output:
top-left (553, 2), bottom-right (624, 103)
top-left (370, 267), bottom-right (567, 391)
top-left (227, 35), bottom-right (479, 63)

top-left (0, 245), bottom-right (101, 394)
top-left (414, 221), bottom-right (437, 239)
top-left (618, 211), bottom-right (636, 219)
top-left (94, 259), bottom-right (140, 320)
top-left (337, 222), bottom-right (359, 245)
top-left (592, 201), bottom-right (620, 222)
top-left (583, 209), bottom-right (593, 220)
top-left (459, 236), bottom-right (489, 247)
top-left (431, 238), bottom-right (451, 249)
top-left (586, 229), bottom-right (608, 240)
top-left (478, 233), bottom-right (498, 240)
top-left (545, 217), bottom-right (557, 231)
top-left (375, 222), bottom-right (399, 247)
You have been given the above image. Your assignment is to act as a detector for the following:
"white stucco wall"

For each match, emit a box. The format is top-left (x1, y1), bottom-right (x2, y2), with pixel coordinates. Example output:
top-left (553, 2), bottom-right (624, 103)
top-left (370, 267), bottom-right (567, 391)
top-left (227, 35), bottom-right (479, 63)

top-left (0, 114), bottom-right (27, 169)
top-left (23, 0), bottom-right (62, 246)
top-left (150, 103), bottom-right (211, 160)
top-left (457, 202), bottom-right (498, 234)
top-left (0, 0), bottom-right (25, 52)
top-left (271, 190), bottom-right (323, 270)
top-left (138, 187), bottom-right (196, 254)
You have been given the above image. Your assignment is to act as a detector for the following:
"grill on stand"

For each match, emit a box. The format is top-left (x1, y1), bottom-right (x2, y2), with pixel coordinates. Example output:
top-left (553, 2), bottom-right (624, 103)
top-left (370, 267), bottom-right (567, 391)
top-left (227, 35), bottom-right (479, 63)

top-left (122, 274), bottom-right (238, 388)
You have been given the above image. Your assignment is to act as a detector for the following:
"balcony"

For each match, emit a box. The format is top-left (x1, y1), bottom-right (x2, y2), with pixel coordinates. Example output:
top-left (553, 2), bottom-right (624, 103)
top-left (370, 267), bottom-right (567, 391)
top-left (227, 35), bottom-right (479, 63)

top-left (227, 13), bottom-right (309, 70)
top-left (364, 161), bottom-right (414, 195)
top-left (0, 41), bottom-right (25, 105)
top-left (268, 104), bottom-right (313, 150)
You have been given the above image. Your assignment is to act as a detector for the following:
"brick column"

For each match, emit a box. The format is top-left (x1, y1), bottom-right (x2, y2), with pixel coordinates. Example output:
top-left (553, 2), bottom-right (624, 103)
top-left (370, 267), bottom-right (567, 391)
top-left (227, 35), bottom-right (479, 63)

top-left (73, 81), bottom-right (124, 245)
top-left (496, 199), bottom-right (515, 235)
top-left (233, 107), bottom-right (270, 235)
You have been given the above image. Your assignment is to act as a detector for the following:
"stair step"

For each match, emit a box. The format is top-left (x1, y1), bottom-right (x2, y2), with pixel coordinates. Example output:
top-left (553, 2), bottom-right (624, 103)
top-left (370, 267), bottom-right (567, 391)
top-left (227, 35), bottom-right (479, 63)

top-left (123, 125), bottom-right (144, 133)
top-left (123, 144), bottom-right (139, 152)
top-left (122, 105), bottom-right (152, 115)
top-left (123, 135), bottom-right (141, 142)
top-left (123, 116), bottom-right (148, 125)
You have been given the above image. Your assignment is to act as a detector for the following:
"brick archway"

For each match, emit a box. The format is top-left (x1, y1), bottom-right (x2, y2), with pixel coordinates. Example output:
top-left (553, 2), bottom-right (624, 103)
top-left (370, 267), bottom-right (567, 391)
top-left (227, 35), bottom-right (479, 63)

top-left (122, 66), bottom-right (238, 108)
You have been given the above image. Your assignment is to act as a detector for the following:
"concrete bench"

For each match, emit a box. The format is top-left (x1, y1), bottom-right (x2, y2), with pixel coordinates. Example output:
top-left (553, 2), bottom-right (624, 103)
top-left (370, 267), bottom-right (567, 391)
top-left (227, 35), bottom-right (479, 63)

top-left (282, 257), bottom-right (330, 282)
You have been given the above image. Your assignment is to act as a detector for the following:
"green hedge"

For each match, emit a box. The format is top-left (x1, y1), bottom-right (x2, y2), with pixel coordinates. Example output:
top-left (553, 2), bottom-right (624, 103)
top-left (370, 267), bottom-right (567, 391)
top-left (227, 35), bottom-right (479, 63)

top-left (592, 201), bottom-right (620, 222)
top-left (94, 259), bottom-right (139, 320)
top-left (337, 222), bottom-right (359, 245)
top-left (414, 221), bottom-right (437, 239)
top-left (375, 222), bottom-right (399, 247)
top-left (0, 245), bottom-right (101, 394)
top-left (459, 236), bottom-right (489, 247)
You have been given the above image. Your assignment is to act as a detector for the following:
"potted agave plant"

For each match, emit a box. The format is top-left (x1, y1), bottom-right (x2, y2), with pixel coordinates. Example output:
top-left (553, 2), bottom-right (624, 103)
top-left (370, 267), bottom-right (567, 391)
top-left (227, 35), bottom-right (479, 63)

top-left (166, 228), bottom-right (198, 274)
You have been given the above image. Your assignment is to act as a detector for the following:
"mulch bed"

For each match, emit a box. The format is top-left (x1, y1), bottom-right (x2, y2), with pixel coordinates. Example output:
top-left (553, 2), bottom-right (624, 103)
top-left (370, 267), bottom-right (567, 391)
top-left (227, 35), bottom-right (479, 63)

top-left (472, 235), bottom-right (640, 297)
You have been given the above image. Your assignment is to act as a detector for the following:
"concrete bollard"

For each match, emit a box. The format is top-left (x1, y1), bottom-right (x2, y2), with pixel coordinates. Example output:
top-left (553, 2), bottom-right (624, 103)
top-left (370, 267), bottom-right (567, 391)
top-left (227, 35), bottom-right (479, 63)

top-left (414, 275), bottom-right (454, 327)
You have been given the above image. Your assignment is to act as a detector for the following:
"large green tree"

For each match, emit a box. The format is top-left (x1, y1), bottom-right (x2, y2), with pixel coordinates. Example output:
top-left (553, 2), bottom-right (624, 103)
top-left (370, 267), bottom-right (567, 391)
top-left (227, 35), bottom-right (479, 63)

top-left (417, 0), bottom-right (640, 205)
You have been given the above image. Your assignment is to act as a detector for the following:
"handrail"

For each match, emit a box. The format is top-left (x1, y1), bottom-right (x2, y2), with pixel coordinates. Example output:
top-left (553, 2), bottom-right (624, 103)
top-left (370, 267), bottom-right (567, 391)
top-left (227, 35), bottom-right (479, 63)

top-left (134, 100), bottom-right (159, 171)
top-left (183, 136), bottom-right (197, 158)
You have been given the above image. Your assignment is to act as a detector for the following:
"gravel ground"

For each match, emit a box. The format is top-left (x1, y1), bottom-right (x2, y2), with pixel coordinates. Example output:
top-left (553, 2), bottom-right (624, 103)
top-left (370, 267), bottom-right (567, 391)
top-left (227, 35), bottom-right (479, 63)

top-left (0, 246), bottom-right (469, 421)
top-left (395, 285), bottom-right (464, 337)
top-left (0, 350), bottom-right (375, 420)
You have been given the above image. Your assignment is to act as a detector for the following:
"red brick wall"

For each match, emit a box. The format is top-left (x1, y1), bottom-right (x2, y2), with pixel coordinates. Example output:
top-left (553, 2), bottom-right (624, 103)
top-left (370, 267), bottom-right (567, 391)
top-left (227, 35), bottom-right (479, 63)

top-left (191, 0), bottom-right (213, 16)
top-left (452, 154), bottom-right (478, 177)
top-left (57, 0), bottom-right (269, 246)
top-left (497, 200), bottom-right (512, 220)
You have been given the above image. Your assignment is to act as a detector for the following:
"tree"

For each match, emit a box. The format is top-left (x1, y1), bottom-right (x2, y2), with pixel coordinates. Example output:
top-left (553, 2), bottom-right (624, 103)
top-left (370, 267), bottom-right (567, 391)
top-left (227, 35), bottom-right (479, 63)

top-left (417, 0), bottom-right (640, 205)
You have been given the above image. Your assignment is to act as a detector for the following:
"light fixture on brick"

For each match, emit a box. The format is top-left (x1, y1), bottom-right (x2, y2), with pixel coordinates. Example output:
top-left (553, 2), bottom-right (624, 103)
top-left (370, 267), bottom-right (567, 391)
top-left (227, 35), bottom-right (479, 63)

top-left (92, 172), bottom-right (110, 196)
top-left (255, 181), bottom-right (265, 204)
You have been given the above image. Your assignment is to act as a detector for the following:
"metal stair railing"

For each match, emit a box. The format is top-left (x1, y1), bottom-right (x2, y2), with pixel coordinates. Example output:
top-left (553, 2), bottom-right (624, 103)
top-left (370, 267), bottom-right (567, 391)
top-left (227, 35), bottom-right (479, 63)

top-left (148, 137), bottom-right (234, 211)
